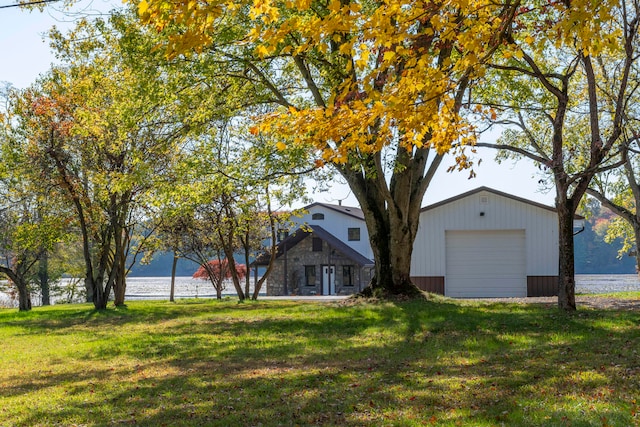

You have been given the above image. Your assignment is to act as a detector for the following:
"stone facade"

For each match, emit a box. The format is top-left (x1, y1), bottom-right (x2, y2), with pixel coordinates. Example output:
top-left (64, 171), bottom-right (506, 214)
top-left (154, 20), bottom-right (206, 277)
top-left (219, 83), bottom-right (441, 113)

top-left (266, 234), bottom-right (371, 296)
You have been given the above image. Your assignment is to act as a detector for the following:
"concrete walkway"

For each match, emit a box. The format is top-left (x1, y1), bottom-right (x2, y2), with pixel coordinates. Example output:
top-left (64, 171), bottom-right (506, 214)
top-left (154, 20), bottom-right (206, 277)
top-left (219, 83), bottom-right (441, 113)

top-left (260, 295), bottom-right (350, 302)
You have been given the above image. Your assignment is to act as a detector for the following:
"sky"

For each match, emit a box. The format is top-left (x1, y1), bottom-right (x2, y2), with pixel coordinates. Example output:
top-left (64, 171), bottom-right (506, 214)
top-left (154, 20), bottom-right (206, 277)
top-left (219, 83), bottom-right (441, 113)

top-left (0, 0), bottom-right (557, 208)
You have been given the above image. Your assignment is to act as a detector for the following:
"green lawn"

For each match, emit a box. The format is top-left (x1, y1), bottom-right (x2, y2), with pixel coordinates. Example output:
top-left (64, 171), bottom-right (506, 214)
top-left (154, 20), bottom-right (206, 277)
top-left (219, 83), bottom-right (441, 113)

top-left (0, 295), bottom-right (638, 426)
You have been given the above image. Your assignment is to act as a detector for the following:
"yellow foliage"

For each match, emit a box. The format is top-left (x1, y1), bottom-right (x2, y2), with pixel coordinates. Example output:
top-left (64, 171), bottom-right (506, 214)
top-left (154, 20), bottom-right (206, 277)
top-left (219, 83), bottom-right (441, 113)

top-left (132, 0), bottom-right (622, 168)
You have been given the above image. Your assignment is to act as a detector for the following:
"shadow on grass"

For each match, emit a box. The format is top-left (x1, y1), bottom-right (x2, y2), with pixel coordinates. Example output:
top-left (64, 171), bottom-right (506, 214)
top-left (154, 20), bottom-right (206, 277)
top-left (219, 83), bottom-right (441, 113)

top-left (2, 299), bottom-right (639, 426)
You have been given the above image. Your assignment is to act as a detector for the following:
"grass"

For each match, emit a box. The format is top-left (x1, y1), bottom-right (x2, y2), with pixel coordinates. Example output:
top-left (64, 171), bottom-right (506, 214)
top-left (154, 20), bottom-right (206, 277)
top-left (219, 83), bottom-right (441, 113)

top-left (0, 295), bottom-right (639, 426)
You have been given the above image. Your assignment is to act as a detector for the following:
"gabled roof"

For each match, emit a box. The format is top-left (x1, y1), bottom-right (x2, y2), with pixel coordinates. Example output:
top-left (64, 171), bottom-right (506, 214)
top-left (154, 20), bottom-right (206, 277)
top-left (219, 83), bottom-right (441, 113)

top-left (421, 186), bottom-right (584, 219)
top-left (303, 202), bottom-right (365, 221)
top-left (252, 225), bottom-right (373, 266)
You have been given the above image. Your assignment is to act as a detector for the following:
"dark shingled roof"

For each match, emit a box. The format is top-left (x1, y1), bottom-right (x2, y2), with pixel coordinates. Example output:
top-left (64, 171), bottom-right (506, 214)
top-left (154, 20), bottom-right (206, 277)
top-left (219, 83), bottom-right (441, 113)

top-left (303, 202), bottom-right (365, 221)
top-left (252, 225), bottom-right (373, 267)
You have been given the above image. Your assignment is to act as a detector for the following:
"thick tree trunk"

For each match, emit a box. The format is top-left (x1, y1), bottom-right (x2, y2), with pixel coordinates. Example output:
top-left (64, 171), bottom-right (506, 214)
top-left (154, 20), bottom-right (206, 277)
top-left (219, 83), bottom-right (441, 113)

top-left (111, 212), bottom-right (128, 307)
top-left (93, 278), bottom-right (109, 310)
top-left (349, 170), bottom-right (424, 298)
top-left (17, 280), bottom-right (32, 311)
top-left (556, 198), bottom-right (577, 311)
top-left (170, 252), bottom-right (178, 302)
top-left (1, 267), bottom-right (33, 311)
top-left (90, 261), bottom-right (110, 310)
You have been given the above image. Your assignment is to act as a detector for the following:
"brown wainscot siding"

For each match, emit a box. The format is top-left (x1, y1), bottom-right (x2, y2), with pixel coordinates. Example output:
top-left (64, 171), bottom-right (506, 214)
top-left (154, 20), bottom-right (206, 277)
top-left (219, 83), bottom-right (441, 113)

top-left (527, 276), bottom-right (559, 297)
top-left (411, 277), bottom-right (445, 295)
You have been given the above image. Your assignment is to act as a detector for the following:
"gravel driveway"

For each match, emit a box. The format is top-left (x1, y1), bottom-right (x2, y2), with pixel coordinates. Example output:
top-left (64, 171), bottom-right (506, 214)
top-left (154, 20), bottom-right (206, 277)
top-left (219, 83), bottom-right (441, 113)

top-left (470, 295), bottom-right (640, 310)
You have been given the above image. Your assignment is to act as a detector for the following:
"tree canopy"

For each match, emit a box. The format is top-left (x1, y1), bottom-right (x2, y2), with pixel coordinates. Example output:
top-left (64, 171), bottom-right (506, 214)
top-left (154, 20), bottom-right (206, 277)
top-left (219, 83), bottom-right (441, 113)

top-left (133, 0), bottom-right (521, 297)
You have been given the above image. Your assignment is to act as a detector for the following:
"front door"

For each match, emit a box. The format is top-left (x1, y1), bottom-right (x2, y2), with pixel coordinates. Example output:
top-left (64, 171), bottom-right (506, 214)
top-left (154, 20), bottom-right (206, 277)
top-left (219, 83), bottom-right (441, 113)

top-left (322, 265), bottom-right (336, 295)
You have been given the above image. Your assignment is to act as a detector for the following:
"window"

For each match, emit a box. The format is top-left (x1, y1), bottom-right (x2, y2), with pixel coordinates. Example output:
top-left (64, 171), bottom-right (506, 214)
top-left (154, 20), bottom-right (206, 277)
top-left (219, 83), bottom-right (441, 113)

top-left (312, 213), bottom-right (325, 220)
top-left (348, 227), bottom-right (361, 241)
top-left (305, 266), bottom-right (316, 286)
top-left (343, 265), bottom-right (354, 286)
top-left (312, 237), bottom-right (323, 252)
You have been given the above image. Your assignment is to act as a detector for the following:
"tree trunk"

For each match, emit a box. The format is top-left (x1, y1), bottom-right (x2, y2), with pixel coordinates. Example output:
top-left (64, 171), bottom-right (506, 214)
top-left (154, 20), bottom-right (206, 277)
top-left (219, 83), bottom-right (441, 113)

top-left (17, 279), bottom-right (32, 311)
top-left (38, 252), bottom-right (50, 306)
top-left (111, 211), bottom-right (128, 307)
top-left (556, 199), bottom-right (577, 311)
top-left (363, 207), bottom-right (422, 297)
top-left (252, 197), bottom-right (278, 300)
top-left (344, 161), bottom-right (425, 298)
top-left (244, 242), bottom-right (251, 298)
top-left (93, 278), bottom-right (109, 310)
top-left (90, 261), bottom-right (110, 310)
top-left (0, 267), bottom-right (32, 311)
top-left (170, 252), bottom-right (178, 302)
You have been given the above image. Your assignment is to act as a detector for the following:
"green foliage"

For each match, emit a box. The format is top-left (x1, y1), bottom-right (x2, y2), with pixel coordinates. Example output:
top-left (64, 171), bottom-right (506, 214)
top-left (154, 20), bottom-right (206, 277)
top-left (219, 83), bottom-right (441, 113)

top-left (0, 298), bottom-right (639, 426)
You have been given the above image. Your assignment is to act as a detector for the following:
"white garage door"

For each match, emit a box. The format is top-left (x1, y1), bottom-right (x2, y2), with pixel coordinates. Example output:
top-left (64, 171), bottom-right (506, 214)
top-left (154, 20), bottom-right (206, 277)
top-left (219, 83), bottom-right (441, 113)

top-left (445, 230), bottom-right (526, 298)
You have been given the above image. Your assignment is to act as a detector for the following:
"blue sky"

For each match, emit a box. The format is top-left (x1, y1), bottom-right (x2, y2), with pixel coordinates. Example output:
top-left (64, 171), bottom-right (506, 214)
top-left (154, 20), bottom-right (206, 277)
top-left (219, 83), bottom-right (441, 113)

top-left (0, 1), bottom-right (555, 207)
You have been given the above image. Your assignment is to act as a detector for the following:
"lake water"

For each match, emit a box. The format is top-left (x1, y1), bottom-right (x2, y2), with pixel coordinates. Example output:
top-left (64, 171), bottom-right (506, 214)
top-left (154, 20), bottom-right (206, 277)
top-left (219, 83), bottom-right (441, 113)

top-left (124, 276), bottom-right (261, 299)
top-left (1, 274), bottom-right (639, 308)
top-left (0, 276), bottom-right (263, 308)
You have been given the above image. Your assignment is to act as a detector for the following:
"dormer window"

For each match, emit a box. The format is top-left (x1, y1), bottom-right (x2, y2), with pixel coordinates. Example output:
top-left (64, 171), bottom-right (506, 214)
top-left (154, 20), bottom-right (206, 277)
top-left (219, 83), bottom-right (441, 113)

top-left (348, 227), bottom-right (361, 241)
top-left (312, 213), bottom-right (325, 220)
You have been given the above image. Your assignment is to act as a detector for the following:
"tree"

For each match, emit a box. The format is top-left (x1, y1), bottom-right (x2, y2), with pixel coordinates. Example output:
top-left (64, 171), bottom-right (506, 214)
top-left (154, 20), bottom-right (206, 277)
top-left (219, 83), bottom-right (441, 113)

top-left (0, 177), bottom-right (67, 311)
top-left (152, 119), bottom-right (312, 300)
top-left (0, 84), bottom-right (70, 311)
top-left (10, 10), bottom-right (194, 309)
top-left (586, 81), bottom-right (640, 275)
top-left (134, 0), bottom-right (519, 298)
top-left (193, 258), bottom-right (247, 299)
top-left (475, 0), bottom-right (639, 310)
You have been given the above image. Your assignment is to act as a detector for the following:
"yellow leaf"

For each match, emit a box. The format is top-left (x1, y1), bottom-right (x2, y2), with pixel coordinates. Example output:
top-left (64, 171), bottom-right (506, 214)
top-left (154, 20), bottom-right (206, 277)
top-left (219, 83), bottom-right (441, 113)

top-left (525, 35), bottom-right (534, 45)
top-left (339, 42), bottom-right (352, 55)
top-left (276, 141), bottom-right (287, 150)
top-left (328, 0), bottom-right (341, 13)
top-left (138, 0), bottom-right (149, 15)
top-left (295, 0), bottom-right (311, 10)
top-left (256, 45), bottom-right (269, 57)
top-left (383, 50), bottom-right (396, 62)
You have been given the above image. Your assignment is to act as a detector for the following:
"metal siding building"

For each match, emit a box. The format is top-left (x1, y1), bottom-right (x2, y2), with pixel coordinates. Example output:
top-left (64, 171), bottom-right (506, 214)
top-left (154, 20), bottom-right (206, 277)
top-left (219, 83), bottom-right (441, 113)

top-left (411, 187), bottom-right (562, 297)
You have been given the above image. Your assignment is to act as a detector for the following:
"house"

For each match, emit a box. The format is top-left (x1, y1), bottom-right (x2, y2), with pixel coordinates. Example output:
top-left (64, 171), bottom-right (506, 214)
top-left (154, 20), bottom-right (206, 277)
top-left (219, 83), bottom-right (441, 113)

top-left (254, 203), bottom-right (374, 296)
top-left (258, 187), bottom-right (581, 298)
top-left (410, 187), bottom-right (582, 298)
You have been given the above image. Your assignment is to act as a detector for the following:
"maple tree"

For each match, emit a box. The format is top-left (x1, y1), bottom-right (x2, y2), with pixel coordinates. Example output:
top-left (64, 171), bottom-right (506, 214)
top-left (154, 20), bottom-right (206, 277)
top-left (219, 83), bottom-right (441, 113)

top-left (0, 146), bottom-right (65, 311)
top-left (193, 258), bottom-right (247, 299)
top-left (7, 11), bottom-right (196, 309)
top-left (476, 0), bottom-right (638, 309)
top-left (134, 0), bottom-right (519, 297)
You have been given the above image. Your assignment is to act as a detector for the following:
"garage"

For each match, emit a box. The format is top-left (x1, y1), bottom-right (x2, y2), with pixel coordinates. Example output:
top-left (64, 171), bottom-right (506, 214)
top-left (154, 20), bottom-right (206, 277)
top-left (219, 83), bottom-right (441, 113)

top-left (445, 229), bottom-right (527, 298)
top-left (411, 187), bottom-right (575, 297)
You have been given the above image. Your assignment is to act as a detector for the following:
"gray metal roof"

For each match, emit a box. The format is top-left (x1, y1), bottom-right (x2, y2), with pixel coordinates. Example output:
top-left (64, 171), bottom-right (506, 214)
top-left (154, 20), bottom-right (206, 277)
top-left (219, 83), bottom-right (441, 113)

top-left (303, 202), bottom-right (365, 221)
